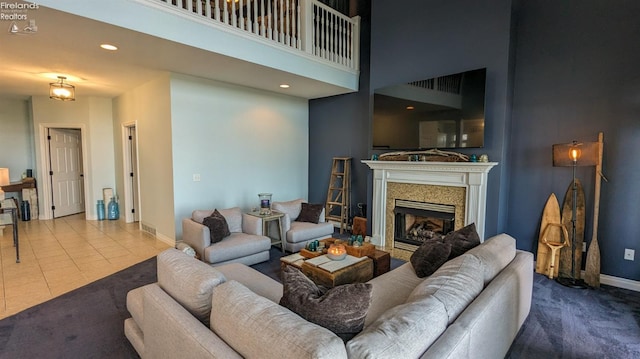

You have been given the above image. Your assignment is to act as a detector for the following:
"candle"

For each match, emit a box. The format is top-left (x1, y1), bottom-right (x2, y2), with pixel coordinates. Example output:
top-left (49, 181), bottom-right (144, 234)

top-left (327, 244), bottom-right (346, 260)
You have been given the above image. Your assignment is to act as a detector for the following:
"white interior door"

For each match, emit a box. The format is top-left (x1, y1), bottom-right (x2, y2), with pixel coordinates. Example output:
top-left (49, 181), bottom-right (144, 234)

top-left (49, 128), bottom-right (85, 218)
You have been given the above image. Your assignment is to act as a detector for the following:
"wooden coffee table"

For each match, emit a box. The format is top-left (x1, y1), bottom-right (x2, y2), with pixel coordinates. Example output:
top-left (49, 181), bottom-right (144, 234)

top-left (281, 253), bottom-right (373, 288)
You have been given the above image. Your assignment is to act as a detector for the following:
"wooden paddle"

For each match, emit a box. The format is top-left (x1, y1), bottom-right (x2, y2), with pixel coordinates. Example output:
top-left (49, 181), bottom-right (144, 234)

top-left (585, 132), bottom-right (604, 287)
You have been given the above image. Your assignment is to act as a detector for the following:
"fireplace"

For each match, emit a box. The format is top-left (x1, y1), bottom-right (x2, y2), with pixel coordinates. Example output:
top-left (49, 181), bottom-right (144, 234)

top-left (394, 200), bottom-right (455, 251)
top-left (362, 160), bottom-right (497, 260)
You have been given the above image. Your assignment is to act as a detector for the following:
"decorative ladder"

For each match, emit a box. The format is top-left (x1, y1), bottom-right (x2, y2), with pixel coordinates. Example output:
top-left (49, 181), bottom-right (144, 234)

top-left (325, 157), bottom-right (351, 233)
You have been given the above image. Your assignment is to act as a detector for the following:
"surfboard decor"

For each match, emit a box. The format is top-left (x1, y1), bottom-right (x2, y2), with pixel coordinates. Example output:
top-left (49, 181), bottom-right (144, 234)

top-left (535, 193), bottom-right (567, 279)
top-left (559, 178), bottom-right (586, 279)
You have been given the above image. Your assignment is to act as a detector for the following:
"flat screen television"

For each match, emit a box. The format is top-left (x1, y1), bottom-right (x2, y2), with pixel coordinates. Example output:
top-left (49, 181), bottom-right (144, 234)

top-left (372, 68), bottom-right (486, 150)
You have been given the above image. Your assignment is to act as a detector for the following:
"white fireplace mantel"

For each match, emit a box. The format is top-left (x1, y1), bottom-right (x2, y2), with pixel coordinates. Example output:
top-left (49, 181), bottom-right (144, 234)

top-left (362, 160), bottom-right (498, 246)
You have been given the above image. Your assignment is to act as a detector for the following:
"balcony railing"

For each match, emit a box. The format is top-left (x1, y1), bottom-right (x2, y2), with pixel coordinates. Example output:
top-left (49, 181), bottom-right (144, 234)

top-left (154, 0), bottom-right (360, 71)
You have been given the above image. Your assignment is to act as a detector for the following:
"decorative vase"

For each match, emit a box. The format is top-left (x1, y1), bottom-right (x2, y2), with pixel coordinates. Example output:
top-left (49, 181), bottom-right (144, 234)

top-left (97, 200), bottom-right (105, 221)
top-left (258, 193), bottom-right (272, 215)
top-left (107, 197), bottom-right (119, 220)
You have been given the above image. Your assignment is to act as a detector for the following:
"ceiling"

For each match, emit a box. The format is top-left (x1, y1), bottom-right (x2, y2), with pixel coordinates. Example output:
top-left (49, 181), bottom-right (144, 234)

top-left (0, 3), bottom-right (354, 100)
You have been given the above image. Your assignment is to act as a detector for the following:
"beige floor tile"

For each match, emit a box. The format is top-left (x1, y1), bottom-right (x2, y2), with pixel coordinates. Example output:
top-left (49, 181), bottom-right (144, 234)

top-left (49, 279), bottom-right (90, 297)
top-left (33, 248), bottom-right (68, 259)
top-left (39, 258), bottom-right (78, 272)
top-left (0, 213), bottom-right (168, 320)
top-left (72, 253), bottom-right (107, 264)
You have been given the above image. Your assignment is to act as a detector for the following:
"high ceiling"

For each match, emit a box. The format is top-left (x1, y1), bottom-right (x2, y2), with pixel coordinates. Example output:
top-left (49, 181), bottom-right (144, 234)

top-left (0, 3), bottom-right (353, 100)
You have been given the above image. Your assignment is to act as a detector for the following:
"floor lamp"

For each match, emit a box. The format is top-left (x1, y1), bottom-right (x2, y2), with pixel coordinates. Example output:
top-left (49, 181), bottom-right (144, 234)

top-left (552, 140), bottom-right (598, 288)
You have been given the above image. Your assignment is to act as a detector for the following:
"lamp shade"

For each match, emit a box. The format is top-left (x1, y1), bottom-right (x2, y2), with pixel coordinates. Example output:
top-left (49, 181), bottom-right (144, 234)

top-left (552, 141), bottom-right (599, 167)
top-left (0, 168), bottom-right (9, 186)
top-left (49, 76), bottom-right (75, 101)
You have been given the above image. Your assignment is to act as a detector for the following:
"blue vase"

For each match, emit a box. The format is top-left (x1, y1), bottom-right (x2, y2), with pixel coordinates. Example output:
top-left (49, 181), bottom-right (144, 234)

top-left (97, 200), bottom-right (105, 221)
top-left (107, 198), bottom-right (119, 220)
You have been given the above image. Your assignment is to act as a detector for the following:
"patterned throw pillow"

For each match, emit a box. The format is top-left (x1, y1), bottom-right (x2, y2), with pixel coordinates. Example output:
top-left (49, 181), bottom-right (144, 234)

top-left (279, 266), bottom-right (372, 341)
top-left (202, 209), bottom-right (231, 243)
top-left (410, 239), bottom-right (452, 278)
top-left (296, 202), bottom-right (324, 224)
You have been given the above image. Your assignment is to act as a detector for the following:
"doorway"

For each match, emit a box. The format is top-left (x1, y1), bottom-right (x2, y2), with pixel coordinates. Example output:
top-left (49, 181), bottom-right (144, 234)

top-left (47, 128), bottom-right (85, 218)
top-left (123, 123), bottom-right (140, 223)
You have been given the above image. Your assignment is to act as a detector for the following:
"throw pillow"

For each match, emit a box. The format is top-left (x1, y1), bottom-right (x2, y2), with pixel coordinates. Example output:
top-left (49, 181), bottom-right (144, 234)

top-left (443, 223), bottom-right (481, 259)
top-left (202, 209), bottom-right (231, 243)
top-left (296, 202), bottom-right (324, 224)
top-left (410, 239), bottom-right (452, 278)
top-left (279, 266), bottom-right (373, 341)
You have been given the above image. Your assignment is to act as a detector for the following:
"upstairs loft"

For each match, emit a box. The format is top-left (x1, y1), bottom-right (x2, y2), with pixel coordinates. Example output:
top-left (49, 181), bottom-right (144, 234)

top-left (27, 0), bottom-right (361, 99)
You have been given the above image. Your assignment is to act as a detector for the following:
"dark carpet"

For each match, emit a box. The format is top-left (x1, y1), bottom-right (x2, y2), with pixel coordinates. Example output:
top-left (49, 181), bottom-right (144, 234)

top-left (0, 248), bottom-right (638, 358)
top-left (506, 273), bottom-right (640, 359)
top-left (0, 258), bottom-right (157, 358)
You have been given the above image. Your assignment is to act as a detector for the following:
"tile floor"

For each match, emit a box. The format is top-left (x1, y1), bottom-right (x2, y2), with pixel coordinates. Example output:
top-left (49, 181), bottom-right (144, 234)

top-left (0, 214), bottom-right (171, 320)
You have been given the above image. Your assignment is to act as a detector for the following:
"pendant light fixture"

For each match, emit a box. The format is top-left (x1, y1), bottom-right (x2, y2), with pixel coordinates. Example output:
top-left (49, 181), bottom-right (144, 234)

top-left (49, 76), bottom-right (75, 101)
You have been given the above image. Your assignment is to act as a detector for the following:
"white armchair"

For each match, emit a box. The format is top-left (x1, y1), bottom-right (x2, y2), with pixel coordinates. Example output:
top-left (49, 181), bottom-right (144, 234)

top-left (181, 207), bottom-right (271, 266)
top-left (271, 199), bottom-right (334, 252)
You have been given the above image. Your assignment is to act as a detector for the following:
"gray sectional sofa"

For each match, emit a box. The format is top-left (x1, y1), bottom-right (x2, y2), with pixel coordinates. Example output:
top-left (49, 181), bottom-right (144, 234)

top-left (125, 233), bottom-right (533, 358)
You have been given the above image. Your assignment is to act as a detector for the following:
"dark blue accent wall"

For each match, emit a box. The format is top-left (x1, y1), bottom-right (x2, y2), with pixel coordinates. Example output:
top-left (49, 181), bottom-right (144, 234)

top-left (310, 0), bottom-right (640, 281)
top-left (310, 0), bottom-right (515, 236)
top-left (508, 0), bottom-right (640, 281)
top-left (368, 0), bottom-right (515, 239)
top-left (308, 0), bottom-right (372, 215)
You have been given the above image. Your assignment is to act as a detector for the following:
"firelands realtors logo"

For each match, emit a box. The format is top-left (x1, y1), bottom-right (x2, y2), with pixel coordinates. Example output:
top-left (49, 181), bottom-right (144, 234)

top-left (1, 1), bottom-right (39, 34)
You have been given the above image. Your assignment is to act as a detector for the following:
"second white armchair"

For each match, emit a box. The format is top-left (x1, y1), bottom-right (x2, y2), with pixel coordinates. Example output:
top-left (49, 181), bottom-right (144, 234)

top-left (272, 199), bottom-right (334, 252)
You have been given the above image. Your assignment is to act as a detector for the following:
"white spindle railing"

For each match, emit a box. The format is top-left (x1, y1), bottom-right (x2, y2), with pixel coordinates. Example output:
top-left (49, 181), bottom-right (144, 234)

top-left (154, 0), bottom-right (359, 71)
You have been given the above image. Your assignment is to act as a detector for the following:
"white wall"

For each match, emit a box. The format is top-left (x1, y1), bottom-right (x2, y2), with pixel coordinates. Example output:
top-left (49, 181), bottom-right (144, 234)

top-left (113, 74), bottom-right (175, 242)
top-left (0, 99), bottom-right (33, 181)
top-left (170, 74), bottom-right (309, 239)
top-left (31, 96), bottom-right (115, 219)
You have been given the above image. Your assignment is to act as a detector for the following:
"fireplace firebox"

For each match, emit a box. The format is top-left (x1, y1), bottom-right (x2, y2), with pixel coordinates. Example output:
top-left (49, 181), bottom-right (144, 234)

top-left (394, 199), bottom-right (455, 251)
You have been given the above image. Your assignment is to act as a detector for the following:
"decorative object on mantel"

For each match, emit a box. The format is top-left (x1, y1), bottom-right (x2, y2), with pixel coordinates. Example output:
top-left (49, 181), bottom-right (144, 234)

top-left (585, 132), bottom-right (607, 288)
top-left (378, 149), bottom-right (469, 162)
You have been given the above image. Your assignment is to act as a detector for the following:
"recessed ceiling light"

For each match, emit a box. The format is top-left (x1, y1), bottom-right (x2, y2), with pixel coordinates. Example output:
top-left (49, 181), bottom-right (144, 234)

top-left (406, 106), bottom-right (415, 110)
top-left (280, 84), bottom-right (290, 89)
top-left (100, 44), bottom-right (118, 51)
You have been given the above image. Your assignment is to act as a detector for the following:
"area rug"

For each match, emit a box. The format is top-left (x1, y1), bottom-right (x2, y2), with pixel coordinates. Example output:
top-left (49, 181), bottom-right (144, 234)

top-left (0, 257), bottom-right (156, 358)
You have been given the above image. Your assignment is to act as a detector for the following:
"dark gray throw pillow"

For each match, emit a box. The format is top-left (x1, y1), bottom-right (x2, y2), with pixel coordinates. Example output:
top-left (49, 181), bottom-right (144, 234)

top-left (410, 239), bottom-right (452, 278)
top-left (279, 266), bottom-right (372, 341)
top-left (296, 202), bottom-right (324, 224)
top-left (443, 223), bottom-right (480, 259)
top-left (202, 209), bottom-right (231, 243)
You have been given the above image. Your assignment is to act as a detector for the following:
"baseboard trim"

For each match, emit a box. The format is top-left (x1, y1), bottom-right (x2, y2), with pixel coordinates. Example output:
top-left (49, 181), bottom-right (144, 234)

top-left (598, 273), bottom-right (640, 292)
top-left (533, 261), bottom-right (640, 292)
top-left (156, 232), bottom-right (176, 247)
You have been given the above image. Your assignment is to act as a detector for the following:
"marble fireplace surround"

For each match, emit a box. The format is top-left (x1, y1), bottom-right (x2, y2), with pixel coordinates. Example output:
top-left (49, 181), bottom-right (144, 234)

top-left (362, 160), bottom-right (498, 249)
